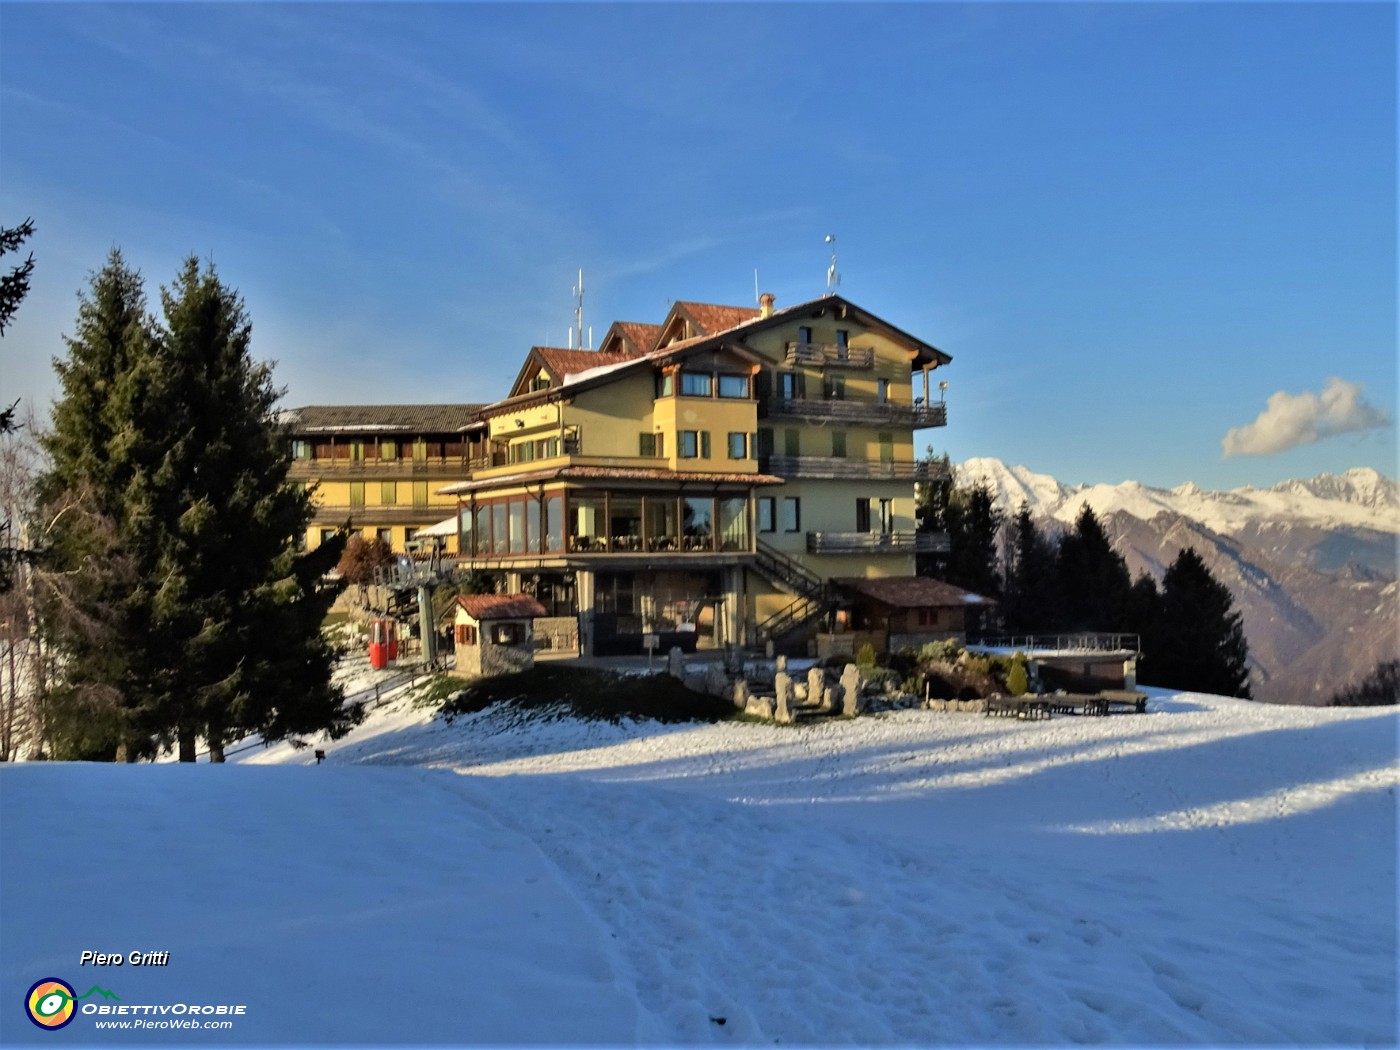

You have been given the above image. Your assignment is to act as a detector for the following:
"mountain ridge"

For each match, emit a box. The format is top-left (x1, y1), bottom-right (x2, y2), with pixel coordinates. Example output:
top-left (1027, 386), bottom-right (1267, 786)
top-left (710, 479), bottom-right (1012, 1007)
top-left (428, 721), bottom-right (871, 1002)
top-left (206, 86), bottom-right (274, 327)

top-left (952, 457), bottom-right (1397, 705)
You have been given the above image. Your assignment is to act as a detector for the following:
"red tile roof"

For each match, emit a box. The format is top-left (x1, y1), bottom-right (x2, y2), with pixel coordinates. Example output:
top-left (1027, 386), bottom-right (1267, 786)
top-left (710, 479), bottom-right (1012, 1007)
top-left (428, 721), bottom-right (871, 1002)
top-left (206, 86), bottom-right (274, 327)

top-left (674, 301), bottom-right (762, 337)
top-left (833, 576), bottom-right (992, 609)
top-left (440, 465), bottom-right (785, 495)
top-left (532, 347), bottom-right (632, 380)
top-left (454, 593), bottom-right (548, 621)
top-left (614, 322), bottom-right (662, 357)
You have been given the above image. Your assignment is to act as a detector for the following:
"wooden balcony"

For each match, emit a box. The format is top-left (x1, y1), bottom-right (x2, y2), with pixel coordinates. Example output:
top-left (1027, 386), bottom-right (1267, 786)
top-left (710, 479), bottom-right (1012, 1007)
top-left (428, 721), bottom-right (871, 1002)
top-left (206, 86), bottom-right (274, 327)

top-left (763, 397), bottom-right (947, 428)
top-left (290, 459), bottom-right (473, 481)
top-left (309, 504), bottom-right (455, 526)
top-left (785, 341), bottom-right (875, 369)
top-left (761, 456), bottom-right (935, 481)
top-left (807, 531), bottom-right (950, 554)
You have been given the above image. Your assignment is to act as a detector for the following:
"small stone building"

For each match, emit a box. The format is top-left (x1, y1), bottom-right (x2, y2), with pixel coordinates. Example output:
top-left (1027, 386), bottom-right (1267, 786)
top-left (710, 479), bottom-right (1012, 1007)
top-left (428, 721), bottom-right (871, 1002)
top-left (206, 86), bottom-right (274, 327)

top-left (824, 576), bottom-right (994, 655)
top-left (450, 593), bottom-right (548, 677)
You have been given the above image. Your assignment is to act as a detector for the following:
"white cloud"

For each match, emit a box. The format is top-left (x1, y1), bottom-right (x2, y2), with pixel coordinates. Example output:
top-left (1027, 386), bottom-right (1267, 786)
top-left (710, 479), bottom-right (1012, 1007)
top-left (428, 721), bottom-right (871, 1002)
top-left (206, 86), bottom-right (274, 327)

top-left (1222, 378), bottom-right (1393, 458)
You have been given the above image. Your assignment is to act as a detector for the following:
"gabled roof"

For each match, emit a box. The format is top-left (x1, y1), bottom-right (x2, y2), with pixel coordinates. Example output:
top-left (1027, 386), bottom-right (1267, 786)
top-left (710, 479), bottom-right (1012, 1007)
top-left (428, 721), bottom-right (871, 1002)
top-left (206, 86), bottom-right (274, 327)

top-left (650, 300), bottom-right (763, 352)
top-left (598, 321), bottom-right (662, 358)
top-left (485, 294), bottom-right (950, 417)
top-left (506, 347), bottom-right (633, 399)
top-left (454, 593), bottom-right (547, 621)
top-left (281, 404), bottom-right (485, 434)
top-left (833, 576), bottom-right (991, 609)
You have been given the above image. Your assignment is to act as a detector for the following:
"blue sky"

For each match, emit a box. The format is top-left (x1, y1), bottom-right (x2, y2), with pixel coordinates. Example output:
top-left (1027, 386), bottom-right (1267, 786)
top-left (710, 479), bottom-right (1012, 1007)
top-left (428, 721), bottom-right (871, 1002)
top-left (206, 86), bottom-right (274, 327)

top-left (1, 2), bottom-right (1394, 490)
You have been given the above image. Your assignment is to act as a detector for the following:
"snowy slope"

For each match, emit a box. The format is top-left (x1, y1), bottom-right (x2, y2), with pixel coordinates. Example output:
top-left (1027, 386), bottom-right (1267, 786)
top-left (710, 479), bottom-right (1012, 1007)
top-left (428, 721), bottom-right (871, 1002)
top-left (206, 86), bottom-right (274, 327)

top-left (4, 684), bottom-right (1396, 1046)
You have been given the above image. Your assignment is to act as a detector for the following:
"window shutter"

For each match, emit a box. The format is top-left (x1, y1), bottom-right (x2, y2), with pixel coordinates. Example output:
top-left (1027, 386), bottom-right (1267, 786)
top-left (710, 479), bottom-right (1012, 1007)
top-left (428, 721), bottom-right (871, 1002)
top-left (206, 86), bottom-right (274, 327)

top-left (700, 431), bottom-right (711, 459)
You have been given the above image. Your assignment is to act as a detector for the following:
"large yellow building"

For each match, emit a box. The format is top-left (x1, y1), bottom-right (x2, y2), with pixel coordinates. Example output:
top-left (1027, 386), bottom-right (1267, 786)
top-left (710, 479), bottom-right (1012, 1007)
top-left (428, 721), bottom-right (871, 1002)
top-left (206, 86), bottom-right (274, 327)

top-left (441, 293), bottom-right (951, 656)
top-left (283, 404), bottom-right (484, 552)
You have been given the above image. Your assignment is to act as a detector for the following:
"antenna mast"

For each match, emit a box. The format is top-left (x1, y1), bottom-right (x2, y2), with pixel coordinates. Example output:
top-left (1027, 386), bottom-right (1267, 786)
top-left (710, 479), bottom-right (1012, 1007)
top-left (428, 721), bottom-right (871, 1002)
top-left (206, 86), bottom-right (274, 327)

top-left (572, 269), bottom-right (586, 350)
top-left (824, 234), bottom-right (840, 296)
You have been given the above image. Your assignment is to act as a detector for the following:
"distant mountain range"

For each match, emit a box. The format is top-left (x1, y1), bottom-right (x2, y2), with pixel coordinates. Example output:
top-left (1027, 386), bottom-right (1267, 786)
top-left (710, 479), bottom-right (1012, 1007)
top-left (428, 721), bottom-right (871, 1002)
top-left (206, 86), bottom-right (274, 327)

top-left (956, 458), bottom-right (1398, 705)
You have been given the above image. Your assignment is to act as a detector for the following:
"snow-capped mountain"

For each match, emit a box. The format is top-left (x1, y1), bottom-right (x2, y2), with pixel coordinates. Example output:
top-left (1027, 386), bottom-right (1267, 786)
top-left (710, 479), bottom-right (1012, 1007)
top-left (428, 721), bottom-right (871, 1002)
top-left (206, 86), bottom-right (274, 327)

top-left (956, 458), bottom-right (1398, 705)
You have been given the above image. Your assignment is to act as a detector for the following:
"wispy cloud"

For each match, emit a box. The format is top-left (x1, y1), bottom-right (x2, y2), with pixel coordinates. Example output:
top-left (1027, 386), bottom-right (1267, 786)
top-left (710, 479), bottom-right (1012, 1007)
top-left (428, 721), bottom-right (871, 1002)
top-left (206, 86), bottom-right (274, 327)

top-left (1222, 378), bottom-right (1392, 458)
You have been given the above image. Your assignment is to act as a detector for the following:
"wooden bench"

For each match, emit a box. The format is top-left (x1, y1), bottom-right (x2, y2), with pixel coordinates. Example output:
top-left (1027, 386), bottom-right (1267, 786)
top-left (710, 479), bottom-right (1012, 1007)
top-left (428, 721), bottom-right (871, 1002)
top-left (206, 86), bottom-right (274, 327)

top-left (1100, 690), bottom-right (1148, 713)
top-left (986, 696), bottom-right (1052, 721)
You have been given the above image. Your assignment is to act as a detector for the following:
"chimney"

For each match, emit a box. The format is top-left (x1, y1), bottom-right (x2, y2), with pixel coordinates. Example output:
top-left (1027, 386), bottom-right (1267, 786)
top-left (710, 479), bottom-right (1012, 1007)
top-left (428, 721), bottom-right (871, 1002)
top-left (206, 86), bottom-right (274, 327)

top-left (759, 292), bottom-right (775, 319)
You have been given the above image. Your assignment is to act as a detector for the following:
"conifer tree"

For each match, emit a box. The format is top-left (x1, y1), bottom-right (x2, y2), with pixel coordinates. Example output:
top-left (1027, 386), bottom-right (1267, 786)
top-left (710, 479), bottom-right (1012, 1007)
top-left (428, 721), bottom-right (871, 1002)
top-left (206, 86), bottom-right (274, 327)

top-left (1144, 547), bottom-right (1252, 698)
top-left (1057, 504), bottom-right (1132, 631)
top-left (39, 252), bottom-right (357, 760)
top-left (1001, 503), bottom-right (1061, 632)
top-left (943, 478), bottom-right (1003, 599)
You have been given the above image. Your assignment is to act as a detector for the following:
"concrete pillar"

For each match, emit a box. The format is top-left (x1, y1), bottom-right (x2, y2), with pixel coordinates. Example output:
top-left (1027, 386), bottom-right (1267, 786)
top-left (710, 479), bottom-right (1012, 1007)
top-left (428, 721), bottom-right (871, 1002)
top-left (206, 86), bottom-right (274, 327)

top-left (721, 565), bottom-right (744, 648)
top-left (575, 569), bottom-right (596, 658)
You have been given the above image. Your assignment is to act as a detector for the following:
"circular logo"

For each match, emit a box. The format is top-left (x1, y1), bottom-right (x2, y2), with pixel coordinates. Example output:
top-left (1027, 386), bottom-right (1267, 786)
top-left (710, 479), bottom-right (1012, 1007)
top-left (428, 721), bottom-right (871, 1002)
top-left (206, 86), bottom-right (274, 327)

top-left (26, 978), bottom-right (77, 1031)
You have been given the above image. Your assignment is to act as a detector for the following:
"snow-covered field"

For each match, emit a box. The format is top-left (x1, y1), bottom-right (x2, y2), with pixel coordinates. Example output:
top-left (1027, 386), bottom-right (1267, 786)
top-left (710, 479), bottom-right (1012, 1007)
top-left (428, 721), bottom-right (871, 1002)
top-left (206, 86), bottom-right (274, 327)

top-left (3, 666), bottom-right (1396, 1047)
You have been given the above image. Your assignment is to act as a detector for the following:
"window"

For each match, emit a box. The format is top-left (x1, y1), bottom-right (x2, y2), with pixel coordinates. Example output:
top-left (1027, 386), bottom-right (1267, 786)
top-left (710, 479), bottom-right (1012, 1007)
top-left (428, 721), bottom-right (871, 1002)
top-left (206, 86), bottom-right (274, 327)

top-left (545, 496), bottom-right (563, 552)
top-left (784, 428), bottom-right (800, 457)
top-left (319, 529), bottom-right (337, 547)
top-left (640, 432), bottom-right (658, 457)
top-left (492, 622), bottom-right (524, 646)
top-left (380, 481), bottom-right (397, 505)
top-left (656, 372), bottom-right (674, 398)
top-left (917, 608), bottom-right (938, 628)
top-left (832, 431), bottom-right (847, 458)
top-left (756, 429), bottom-right (774, 458)
top-left (380, 440), bottom-right (398, 460)
top-left (680, 431), bottom-right (710, 459)
top-left (836, 329), bottom-right (849, 349)
top-left (413, 481), bottom-right (429, 508)
top-left (879, 498), bottom-right (894, 533)
top-left (349, 440), bottom-right (365, 464)
top-left (757, 497), bottom-right (776, 533)
top-left (492, 503), bottom-right (508, 555)
top-left (718, 497), bottom-right (749, 551)
top-left (349, 482), bottom-right (365, 509)
top-left (878, 432), bottom-right (894, 464)
top-left (877, 378), bottom-right (890, 404)
top-left (823, 375), bottom-right (845, 400)
top-left (377, 528), bottom-right (393, 545)
top-left (680, 372), bottom-right (712, 397)
top-left (778, 371), bottom-right (804, 401)
top-left (508, 501), bottom-right (526, 554)
top-left (856, 498), bottom-right (872, 533)
top-left (292, 440), bottom-right (312, 460)
top-left (718, 374), bottom-right (749, 398)
top-left (798, 326), bottom-right (813, 345)
top-left (457, 623), bottom-right (477, 646)
top-left (727, 432), bottom-right (747, 460)
top-left (782, 497), bottom-right (801, 533)
top-left (683, 497), bottom-right (713, 550)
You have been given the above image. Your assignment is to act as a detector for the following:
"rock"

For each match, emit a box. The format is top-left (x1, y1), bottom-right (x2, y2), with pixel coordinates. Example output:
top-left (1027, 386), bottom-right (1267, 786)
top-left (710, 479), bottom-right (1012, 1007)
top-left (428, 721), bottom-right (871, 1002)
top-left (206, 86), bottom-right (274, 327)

top-left (731, 679), bottom-right (750, 710)
top-left (705, 665), bottom-right (729, 697)
top-left (745, 695), bottom-right (775, 720)
top-left (807, 666), bottom-right (826, 706)
top-left (667, 646), bottom-right (686, 679)
top-left (840, 664), bottom-right (863, 716)
top-left (774, 671), bottom-right (794, 724)
top-left (683, 671), bottom-right (706, 695)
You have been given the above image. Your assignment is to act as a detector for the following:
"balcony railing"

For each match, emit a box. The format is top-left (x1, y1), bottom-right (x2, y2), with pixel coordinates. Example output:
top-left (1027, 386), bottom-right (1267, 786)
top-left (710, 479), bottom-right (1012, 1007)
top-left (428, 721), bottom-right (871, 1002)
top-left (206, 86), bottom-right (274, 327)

top-left (764, 397), bottom-right (947, 428)
top-left (785, 341), bottom-right (875, 369)
top-left (967, 633), bottom-right (1142, 655)
top-left (290, 459), bottom-right (472, 480)
top-left (309, 504), bottom-right (453, 525)
top-left (807, 531), bottom-right (950, 554)
top-left (761, 455), bottom-right (933, 481)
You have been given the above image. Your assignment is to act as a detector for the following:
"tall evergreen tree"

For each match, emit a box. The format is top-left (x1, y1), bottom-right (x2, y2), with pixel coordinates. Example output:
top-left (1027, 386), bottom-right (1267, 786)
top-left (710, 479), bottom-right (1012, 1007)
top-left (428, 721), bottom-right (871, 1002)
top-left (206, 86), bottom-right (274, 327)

top-left (39, 252), bottom-right (357, 760)
top-left (1143, 547), bottom-right (1252, 698)
top-left (1057, 504), bottom-right (1132, 631)
top-left (914, 449), bottom-right (954, 578)
top-left (1001, 502), bottom-right (1061, 632)
top-left (1, 218), bottom-right (36, 435)
top-left (943, 478), bottom-right (1004, 600)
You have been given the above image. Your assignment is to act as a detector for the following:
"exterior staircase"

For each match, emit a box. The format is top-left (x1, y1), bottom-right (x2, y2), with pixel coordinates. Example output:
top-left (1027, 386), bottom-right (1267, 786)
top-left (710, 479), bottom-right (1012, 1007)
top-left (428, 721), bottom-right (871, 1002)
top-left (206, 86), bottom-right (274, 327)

top-left (751, 540), bottom-right (834, 644)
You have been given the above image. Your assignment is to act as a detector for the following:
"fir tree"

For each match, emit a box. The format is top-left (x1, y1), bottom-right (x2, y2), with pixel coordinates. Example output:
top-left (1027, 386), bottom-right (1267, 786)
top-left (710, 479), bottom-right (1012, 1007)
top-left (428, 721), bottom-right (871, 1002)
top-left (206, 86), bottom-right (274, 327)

top-left (944, 478), bottom-right (1003, 600)
top-left (1144, 547), bottom-right (1252, 698)
top-left (1057, 504), bottom-right (1132, 631)
top-left (39, 252), bottom-right (358, 760)
top-left (1001, 503), bottom-right (1061, 632)
top-left (1, 218), bottom-right (36, 435)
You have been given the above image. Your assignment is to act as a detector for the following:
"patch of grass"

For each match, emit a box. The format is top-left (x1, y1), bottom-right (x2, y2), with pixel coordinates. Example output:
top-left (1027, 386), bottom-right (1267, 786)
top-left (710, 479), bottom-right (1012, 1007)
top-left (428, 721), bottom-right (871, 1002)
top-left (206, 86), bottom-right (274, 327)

top-left (414, 674), bottom-right (471, 709)
top-left (322, 611), bottom-right (350, 628)
top-left (440, 666), bottom-right (732, 725)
